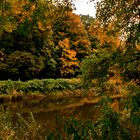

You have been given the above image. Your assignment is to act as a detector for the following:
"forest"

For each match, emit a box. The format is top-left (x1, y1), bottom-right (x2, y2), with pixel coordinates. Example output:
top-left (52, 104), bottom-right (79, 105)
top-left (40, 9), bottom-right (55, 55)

top-left (0, 0), bottom-right (140, 139)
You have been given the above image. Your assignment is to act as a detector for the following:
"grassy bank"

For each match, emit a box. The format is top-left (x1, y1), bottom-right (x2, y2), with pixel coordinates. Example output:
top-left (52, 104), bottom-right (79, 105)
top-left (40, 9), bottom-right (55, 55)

top-left (0, 78), bottom-right (81, 94)
top-left (0, 78), bottom-right (124, 104)
top-left (0, 78), bottom-right (82, 104)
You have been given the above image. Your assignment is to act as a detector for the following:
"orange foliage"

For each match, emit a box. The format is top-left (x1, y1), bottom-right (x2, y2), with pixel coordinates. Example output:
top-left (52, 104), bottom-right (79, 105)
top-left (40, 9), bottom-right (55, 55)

top-left (109, 100), bottom-right (119, 112)
top-left (136, 45), bottom-right (140, 50)
top-left (37, 21), bottom-right (46, 31)
top-left (11, 0), bottom-right (36, 23)
top-left (58, 38), bottom-right (79, 76)
top-left (88, 20), bottom-right (121, 50)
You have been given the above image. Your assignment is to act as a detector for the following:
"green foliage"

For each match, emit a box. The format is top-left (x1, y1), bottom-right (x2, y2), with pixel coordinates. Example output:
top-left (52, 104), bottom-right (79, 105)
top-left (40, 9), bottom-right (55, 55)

top-left (0, 103), bottom-right (137, 140)
top-left (64, 118), bottom-right (94, 140)
top-left (0, 0), bottom-right (139, 139)
top-left (125, 85), bottom-right (140, 132)
top-left (15, 112), bottom-right (44, 139)
top-left (96, 0), bottom-right (139, 44)
top-left (0, 79), bottom-right (81, 95)
top-left (0, 1), bottom-right (92, 80)
top-left (94, 0), bottom-right (140, 82)
top-left (45, 107), bottom-right (131, 140)
top-left (120, 44), bottom-right (140, 81)
top-left (0, 109), bottom-right (15, 140)
top-left (80, 15), bottom-right (95, 30)
top-left (0, 110), bottom-right (44, 140)
top-left (52, 11), bottom-right (92, 61)
top-left (80, 2), bottom-right (140, 137)
top-left (93, 106), bottom-right (131, 140)
top-left (81, 51), bottom-right (115, 89)
top-left (0, 51), bottom-right (45, 80)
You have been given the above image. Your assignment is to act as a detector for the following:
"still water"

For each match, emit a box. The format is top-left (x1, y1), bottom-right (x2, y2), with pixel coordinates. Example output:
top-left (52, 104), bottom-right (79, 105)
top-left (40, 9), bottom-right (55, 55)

top-left (0, 97), bottom-right (100, 139)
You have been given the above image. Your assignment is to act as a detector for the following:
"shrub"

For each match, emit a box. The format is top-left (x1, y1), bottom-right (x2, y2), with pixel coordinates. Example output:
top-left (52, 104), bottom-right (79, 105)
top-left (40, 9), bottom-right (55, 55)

top-left (0, 79), bottom-right (81, 95)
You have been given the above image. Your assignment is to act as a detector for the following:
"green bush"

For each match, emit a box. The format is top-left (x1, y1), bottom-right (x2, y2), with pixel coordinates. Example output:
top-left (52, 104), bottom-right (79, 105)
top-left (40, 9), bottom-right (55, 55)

top-left (0, 79), bottom-right (81, 95)
top-left (45, 107), bottom-right (131, 140)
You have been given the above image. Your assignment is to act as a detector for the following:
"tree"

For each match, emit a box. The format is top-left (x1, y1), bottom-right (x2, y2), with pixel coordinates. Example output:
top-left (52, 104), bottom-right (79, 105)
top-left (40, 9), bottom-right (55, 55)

top-left (82, 1), bottom-right (140, 137)
top-left (53, 10), bottom-right (92, 60)
top-left (0, 0), bottom-right (92, 79)
top-left (0, 0), bottom-right (72, 34)
top-left (80, 14), bottom-right (95, 30)
top-left (56, 38), bottom-right (79, 77)
top-left (0, 51), bottom-right (44, 80)
top-left (95, 0), bottom-right (139, 44)
top-left (90, 0), bottom-right (140, 81)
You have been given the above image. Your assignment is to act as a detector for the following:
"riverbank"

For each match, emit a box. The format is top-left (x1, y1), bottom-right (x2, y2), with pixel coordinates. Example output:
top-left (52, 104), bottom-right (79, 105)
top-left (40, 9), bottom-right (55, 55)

top-left (0, 87), bottom-right (123, 114)
top-left (0, 78), bottom-right (125, 111)
top-left (0, 79), bottom-right (139, 140)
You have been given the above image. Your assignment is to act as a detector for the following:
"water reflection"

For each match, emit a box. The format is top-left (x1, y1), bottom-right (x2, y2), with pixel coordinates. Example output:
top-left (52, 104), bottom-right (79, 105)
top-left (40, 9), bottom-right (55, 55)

top-left (0, 100), bottom-right (100, 139)
top-left (0, 98), bottom-right (136, 140)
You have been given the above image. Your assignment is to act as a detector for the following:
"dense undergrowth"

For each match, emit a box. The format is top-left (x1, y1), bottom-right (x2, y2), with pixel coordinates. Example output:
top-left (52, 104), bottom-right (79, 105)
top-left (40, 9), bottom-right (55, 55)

top-left (0, 78), bottom-right (81, 95)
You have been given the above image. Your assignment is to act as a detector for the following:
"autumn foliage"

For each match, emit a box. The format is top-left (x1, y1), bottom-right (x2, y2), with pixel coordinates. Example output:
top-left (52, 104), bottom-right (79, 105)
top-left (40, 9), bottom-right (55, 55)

top-left (0, 0), bottom-right (91, 80)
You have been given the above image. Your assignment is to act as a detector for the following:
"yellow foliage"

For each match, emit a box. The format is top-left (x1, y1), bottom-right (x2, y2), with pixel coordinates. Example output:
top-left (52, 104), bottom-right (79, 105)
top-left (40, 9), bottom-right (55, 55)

top-left (1, 0), bottom-right (37, 32)
top-left (37, 21), bottom-right (46, 31)
top-left (89, 20), bottom-right (121, 50)
top-left (4, 23), bottom-right (17, 32)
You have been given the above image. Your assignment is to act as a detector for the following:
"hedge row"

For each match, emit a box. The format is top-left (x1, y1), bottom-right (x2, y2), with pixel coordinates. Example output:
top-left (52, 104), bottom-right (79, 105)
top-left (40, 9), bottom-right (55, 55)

top-left (0, 79), bottom-right (82, 95)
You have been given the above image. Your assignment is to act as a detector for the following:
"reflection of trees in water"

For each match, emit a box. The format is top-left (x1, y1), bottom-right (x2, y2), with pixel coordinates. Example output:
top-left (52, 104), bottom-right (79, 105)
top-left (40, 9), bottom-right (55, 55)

top-left (0, 104), bottom-right (138, 140)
